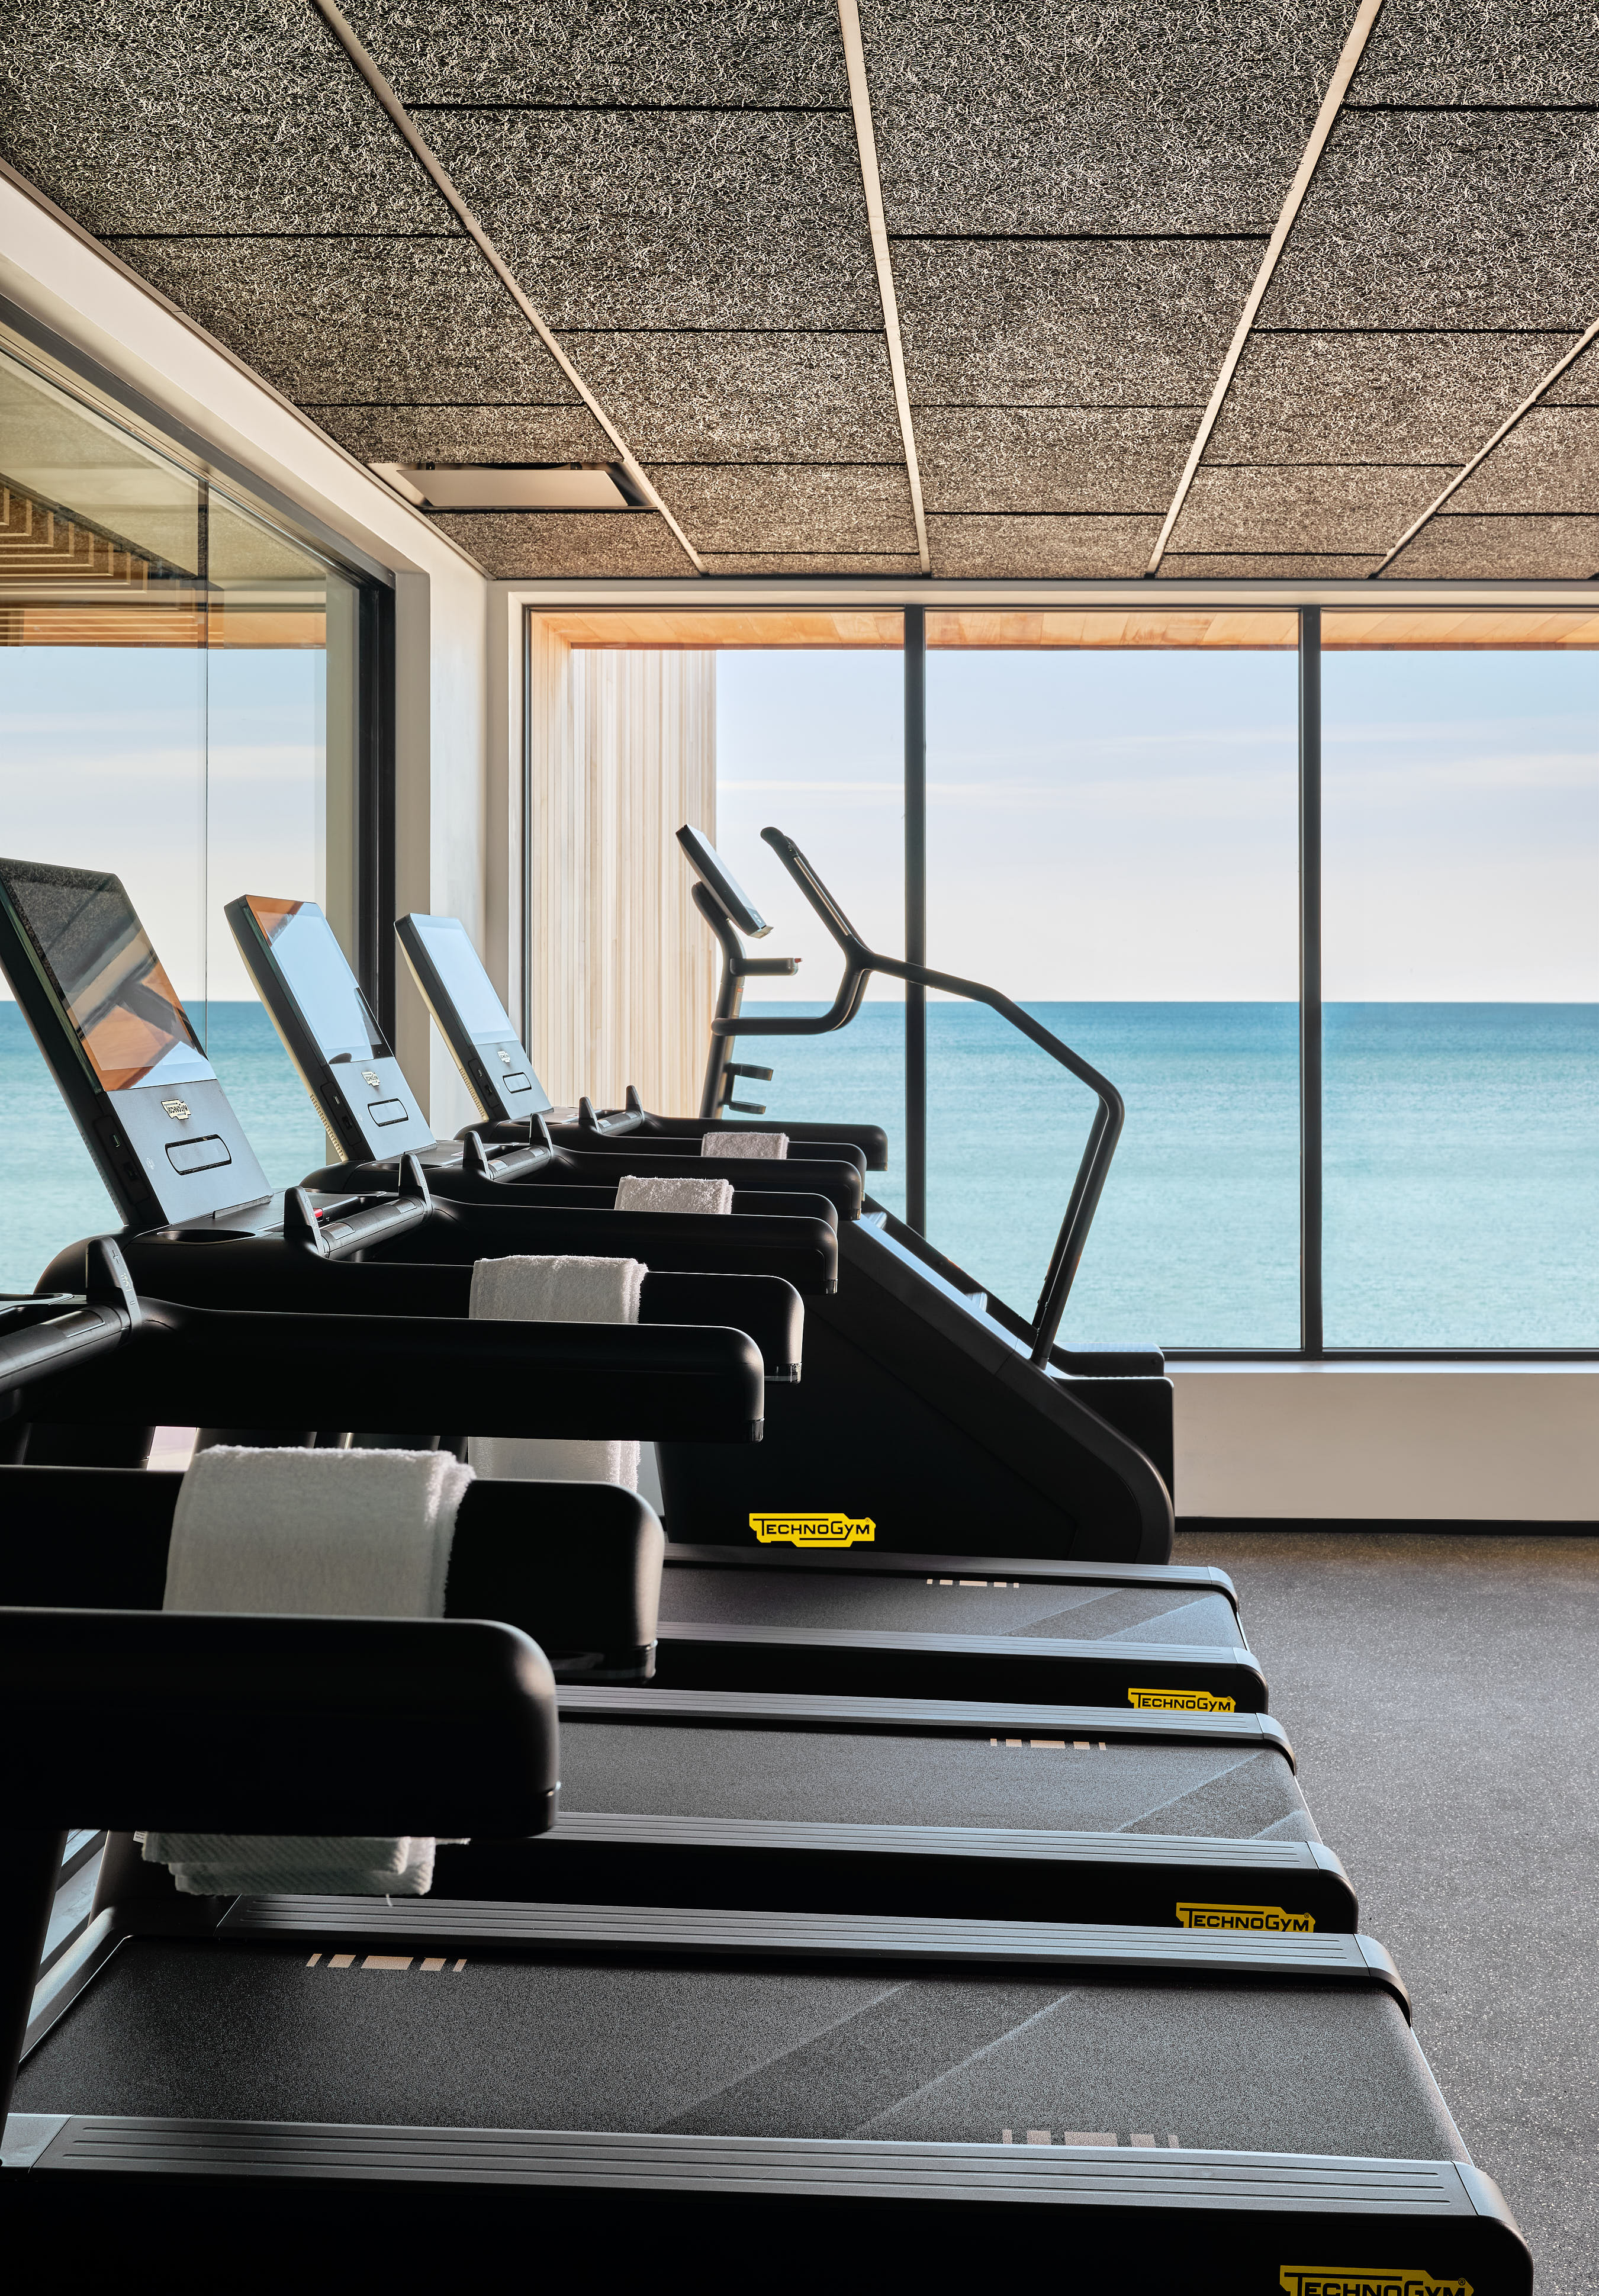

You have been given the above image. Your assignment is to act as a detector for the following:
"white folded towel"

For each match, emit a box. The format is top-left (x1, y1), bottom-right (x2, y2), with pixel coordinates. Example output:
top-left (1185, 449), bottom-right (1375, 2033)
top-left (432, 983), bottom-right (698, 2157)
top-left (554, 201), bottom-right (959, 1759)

top-left (702, 1131), bottom-right (789, 1160)
top-left (149, 1443), bottom-right (472, 1898)
top-left (467, 1253), bottom-right (645, 1489)
top-left (615, 1173), bottom-right (733, 1217)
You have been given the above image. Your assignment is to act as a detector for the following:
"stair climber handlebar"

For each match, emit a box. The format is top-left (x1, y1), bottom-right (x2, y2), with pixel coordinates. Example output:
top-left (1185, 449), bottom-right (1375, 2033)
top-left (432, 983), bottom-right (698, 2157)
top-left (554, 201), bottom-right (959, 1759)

top-left (716, 827), bottom-right (1125, 1369)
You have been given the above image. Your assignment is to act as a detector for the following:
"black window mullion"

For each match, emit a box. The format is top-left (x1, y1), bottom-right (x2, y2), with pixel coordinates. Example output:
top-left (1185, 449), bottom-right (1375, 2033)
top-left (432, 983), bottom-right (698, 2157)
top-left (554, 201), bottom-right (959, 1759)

top-left (1299, 607), bottom-right (1324, 1355)
top-left (903, 607), bottom-right (928, 1233)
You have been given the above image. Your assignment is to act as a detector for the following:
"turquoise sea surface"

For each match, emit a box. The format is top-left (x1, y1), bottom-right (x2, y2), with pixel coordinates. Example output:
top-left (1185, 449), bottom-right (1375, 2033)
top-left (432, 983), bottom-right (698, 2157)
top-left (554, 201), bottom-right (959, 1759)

top-left (1, 998), bottom-right (1594, 1348)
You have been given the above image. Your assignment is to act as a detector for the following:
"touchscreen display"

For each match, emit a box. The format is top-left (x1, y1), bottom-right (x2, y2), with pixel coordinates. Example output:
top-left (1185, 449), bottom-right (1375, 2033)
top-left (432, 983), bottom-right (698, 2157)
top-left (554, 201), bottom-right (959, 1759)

top-left (0, 858), bottom-right (214, 1094)
top-left (411, 913), bottom-right (522, 1043)
top-left (244, 895), bottom-right (389, 1063)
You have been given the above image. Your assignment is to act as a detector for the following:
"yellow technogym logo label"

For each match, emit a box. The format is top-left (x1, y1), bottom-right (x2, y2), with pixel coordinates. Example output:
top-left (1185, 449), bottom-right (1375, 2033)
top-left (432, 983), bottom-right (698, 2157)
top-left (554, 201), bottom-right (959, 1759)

top-left (749, 1513), bottom-right (876, 1548)
top-left (1279, 2274), bottom-right (1472, 2296)
top-left (1127, 1687), bottom-right (1237, 1712)
top-left (1176, 1903), bottom-right (1315, 1934)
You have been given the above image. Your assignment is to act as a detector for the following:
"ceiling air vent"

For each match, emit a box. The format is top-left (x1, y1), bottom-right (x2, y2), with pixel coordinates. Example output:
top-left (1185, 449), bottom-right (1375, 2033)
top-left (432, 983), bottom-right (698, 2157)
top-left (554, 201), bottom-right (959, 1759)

top-left (371, 464), bottom-right (644, 510)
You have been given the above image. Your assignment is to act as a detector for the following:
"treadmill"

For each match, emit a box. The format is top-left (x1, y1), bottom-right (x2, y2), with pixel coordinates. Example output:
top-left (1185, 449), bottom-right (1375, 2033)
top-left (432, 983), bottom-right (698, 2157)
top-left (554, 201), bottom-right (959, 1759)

top-left (227, 890), bottom-right (868, 1222)
top-left (3, 1606), bottom-right (1530, 2285)
top-left (0, 856), bottom-right (1247, 1709)
top-left (0, 1261), bottom-right (1331, 1941)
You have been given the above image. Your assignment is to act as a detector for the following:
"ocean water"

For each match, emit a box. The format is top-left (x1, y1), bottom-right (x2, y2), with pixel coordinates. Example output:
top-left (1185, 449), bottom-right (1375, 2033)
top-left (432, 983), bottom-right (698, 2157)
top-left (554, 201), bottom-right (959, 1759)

top-left (3, 998), bottom-right (1594, 1348)
top-left (739, 1001), bottom-right (1599, 1351)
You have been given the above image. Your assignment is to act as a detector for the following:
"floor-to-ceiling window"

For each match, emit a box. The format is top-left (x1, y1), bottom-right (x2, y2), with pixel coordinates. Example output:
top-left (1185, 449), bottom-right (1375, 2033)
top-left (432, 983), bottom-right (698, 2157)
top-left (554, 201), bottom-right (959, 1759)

top-left (525, 601), bottom-right (1598, 1358)
top-left (0, 332), bottom-right (378, 1289)
top-left (1321, 612), bottom-right (1599, 1349)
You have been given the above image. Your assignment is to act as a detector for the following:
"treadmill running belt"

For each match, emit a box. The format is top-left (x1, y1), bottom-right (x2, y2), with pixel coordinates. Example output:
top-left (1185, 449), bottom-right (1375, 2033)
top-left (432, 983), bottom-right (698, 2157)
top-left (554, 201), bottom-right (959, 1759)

top-left (658, 1574), bottom-right (1244, 1648)
top-left (552, 1724), bottom-right (1317, 1841)
top-left (17, 1946), bottom-right (1462, 2162)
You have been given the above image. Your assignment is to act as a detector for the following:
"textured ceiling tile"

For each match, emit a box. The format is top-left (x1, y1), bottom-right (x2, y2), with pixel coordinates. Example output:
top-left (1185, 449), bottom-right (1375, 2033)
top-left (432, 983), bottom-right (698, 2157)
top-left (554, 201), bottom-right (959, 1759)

top-left (424, 109), bottom-right (878, 329)
top-left (1384, 514), bottom-right (1599, 578)
top-left (1170, 464), bottom-right (1447, 553)
top-left (0, 0), bottom-right (442, 233)
top-left (345, 0), bottom-right (850, 106)
top-left (426, 510), bottom-right (694, 576)
top-left (897, 239), bottom-right (1257, 407)
top-left (304, 403), bottom-right (614, 465)
top-left (917, 407), bottom-right (1195, 512)
top-left (1540, 338), bottom-right (1599, 406)
top-left (1445, 409), bottom-right (1599, 514)
top-left (1352, 0), bottom-right (1599, 104)
top-left (1209, 332), bottom-right (1576, 464)
top-left (655, 465), bottom-right (918, 553)
top-left (863, 0), bottom-right (1350, 234)
top-left (103, 237), bottom-right (572, 404)
top-left (698, 553), bottom-right (924, 573)
top-left (1159, 552), bottom-right (1383, 576)
top-left (927, 513), bottom-right (1160, 577)
top-left (570, 335), bottom-right (902, 462)
top-left (1262, 110), bottom-right (1599, 329)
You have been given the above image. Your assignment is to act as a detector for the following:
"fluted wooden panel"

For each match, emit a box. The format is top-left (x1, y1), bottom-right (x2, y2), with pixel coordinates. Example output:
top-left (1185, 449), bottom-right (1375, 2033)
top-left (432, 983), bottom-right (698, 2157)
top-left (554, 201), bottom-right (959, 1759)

top-left (526, 618), bottom-right (717, 1114)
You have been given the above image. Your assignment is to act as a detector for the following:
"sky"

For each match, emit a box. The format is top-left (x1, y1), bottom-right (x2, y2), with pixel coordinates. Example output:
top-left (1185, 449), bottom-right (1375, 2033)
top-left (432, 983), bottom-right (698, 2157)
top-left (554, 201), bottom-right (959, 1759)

top-left (717, 645), bottom-right (1599, 1003)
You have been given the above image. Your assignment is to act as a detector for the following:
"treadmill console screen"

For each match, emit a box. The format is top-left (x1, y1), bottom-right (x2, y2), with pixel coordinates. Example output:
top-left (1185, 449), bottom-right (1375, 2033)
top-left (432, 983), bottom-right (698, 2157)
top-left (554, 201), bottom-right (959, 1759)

top-left (407, 913), bottom-right (522, 1042)
top-left (0, 858), bottom-right (214, 1093)
top-left (242, 895), bottom-right (389, 1064)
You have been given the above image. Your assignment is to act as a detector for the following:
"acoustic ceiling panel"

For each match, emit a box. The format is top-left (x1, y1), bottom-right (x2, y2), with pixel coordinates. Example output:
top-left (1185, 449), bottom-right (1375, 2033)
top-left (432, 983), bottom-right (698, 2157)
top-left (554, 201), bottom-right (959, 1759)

top-left (423, 110), bottom-right (879, 330)
top-left (1444, 410), bottom-right (1599, 516)
top-left (343, 0), bottom-right (850, 107)
top-left (1262, 109), bottom-right (1599, 330)
top-left (1539, 339), bottom-right (1599, 406)
top-left (927, 514), bottom-right (1162, 577)
top-left (570, 334), bottom-right (902, 463)
top-left (1208, 332), bottom-right (1576, 464)
top-left (895, 239), bottom-right (1257, 407)
top-left (1169, 465), bottom-right (1449, 555)
top-left (101, 237), bottom-right (572, 404)
top-left (654, 465), bottom-right (919, 554)
top-left (1384, 515), bottom-right (1599, 579)
top-left (916, 408), bottom-right (1194, 513)
top-left (1350, 0), bottom-right (1599, 105)
top-left (0, 0), bottom-right (441, 234)
top-left (425, 511), bottom-right (693, 577)
top-left (1159, 554), bottom-right (1384, 577)
top-left (304, 404), bottom-right (615, 467)
top-left (699, 554), bottom-right (924, 574)
top-left (863, 0), bottom-right (1350, 235)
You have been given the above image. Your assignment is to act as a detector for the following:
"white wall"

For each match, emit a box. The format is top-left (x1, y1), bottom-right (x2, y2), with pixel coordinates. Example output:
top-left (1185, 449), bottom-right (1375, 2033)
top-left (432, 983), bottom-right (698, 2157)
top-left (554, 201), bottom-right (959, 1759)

top-left (0, 173), bottom-right (491, 1137)
top-left (1174, 1363), bottom-right (1599, 1522)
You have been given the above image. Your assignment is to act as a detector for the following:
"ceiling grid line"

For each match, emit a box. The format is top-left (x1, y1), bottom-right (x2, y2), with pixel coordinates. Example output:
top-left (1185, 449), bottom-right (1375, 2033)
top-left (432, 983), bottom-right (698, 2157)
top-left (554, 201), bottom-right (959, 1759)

top-left (836, 0), bottom-right (930, 575)
top-left (307, 0), bottom-right (707, 573)
top-left (1145, 0), bottom-right (1389, 576)
top-left (1374, 316), bottom-right (1599, 573)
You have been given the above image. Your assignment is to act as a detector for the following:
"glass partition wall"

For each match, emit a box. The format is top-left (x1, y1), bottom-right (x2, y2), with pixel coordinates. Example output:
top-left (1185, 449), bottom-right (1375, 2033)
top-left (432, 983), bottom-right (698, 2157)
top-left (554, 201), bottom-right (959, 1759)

top-left (538, 603), bottom-right (1598, 1358)
top-left (0, 332), bottom-right (378, 1290)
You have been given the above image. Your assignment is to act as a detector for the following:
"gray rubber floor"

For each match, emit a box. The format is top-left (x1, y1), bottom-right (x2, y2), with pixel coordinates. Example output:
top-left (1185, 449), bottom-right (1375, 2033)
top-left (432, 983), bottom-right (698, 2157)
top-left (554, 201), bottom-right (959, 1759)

top-left (1178, 1529), bottom-right (1599, 2296)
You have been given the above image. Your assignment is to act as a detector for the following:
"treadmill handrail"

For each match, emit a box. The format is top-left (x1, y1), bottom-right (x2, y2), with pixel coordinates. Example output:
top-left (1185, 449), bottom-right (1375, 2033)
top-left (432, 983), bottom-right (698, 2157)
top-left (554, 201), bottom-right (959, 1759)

top-left (713, 828), bottom-right (1125, 1365)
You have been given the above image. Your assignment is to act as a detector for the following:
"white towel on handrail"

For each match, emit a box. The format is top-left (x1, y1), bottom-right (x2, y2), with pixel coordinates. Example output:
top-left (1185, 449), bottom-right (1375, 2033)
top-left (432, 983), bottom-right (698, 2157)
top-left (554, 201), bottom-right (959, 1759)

top-left (615, 1174), bottom-right (733, 1217)
top-left (467, 1253), bottom-right (645, 1490)
top-left (702, 1131), bottom-right (789, 1160)
top-left (147, 1443), bottom-right (473, 1898)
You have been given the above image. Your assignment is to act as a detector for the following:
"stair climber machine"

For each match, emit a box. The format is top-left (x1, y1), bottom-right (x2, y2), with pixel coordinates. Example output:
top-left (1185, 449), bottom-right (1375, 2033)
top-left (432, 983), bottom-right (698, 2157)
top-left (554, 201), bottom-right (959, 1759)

top-left (0, 1221), bottom-right (1340, 1945)
top-left (0, 1584), bottom-right (1530, 2282)
top-left (0, 856), bottom-right (1237, 1712)
top-left (387, 884), bottom-right (1176, 1581)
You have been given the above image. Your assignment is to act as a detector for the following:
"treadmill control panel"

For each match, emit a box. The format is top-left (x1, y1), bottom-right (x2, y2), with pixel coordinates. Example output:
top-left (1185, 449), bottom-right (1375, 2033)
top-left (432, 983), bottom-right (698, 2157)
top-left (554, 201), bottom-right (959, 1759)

top-left (395, 912), bottom-right (554, 1124)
